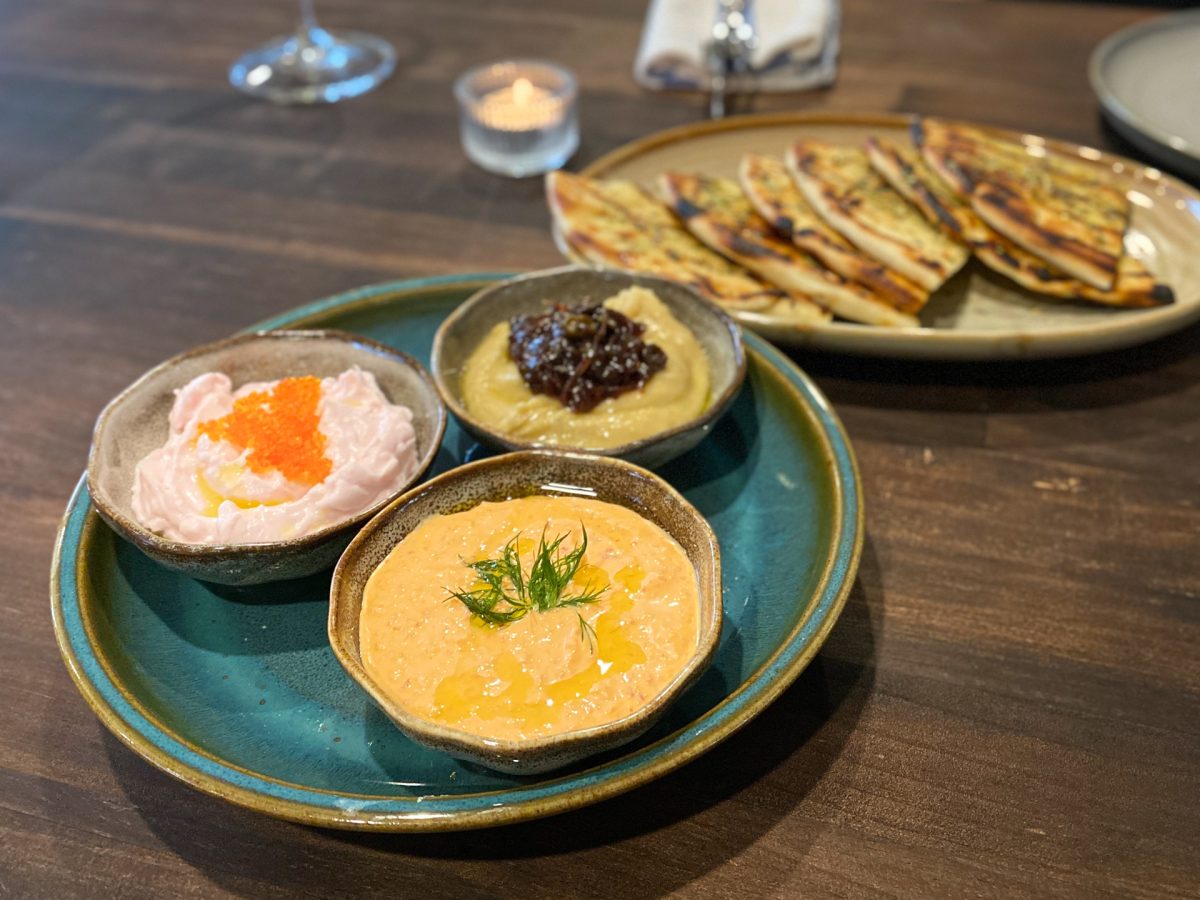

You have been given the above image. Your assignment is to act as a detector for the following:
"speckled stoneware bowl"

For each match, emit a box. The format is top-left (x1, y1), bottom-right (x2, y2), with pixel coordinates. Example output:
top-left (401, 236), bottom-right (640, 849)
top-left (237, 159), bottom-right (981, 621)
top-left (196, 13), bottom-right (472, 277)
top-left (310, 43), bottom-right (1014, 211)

top-left (87, 330), bottom-right (446, 586)
top-left (430, 266), bottom-right (746, 469)
top-left (328, 449), bottom-right (723, 775)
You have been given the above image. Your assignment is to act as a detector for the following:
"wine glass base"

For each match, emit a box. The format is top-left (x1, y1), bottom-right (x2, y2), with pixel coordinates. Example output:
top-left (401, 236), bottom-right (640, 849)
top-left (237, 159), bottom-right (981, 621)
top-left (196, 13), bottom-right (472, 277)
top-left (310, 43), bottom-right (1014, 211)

top-left (229, 28), bottom-right (396, 104)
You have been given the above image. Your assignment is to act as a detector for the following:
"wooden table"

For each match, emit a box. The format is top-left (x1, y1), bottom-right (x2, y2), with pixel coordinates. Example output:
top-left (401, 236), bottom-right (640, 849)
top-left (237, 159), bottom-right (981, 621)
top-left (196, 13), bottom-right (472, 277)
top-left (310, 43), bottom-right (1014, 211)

top-left (3, 0), bottom-right (1197, 895)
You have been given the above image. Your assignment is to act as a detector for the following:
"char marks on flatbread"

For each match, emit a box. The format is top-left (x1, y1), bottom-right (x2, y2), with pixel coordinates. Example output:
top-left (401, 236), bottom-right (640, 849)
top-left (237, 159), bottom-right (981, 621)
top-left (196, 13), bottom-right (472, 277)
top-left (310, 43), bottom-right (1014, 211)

top-left (865, 136), bottom-right (989, 243)
top-left (915, 119), bottom-right (1131, 291)
top-left (869, 135), bottom-right (1172, 308)
top-left (739, 153), bottom-right (929, 313)
top-left (546, 171), bottom-right (794, 314)
top-left (786, 140), bottom-right (969, 292)
top-left (659, 171), bottom-right (921, 327)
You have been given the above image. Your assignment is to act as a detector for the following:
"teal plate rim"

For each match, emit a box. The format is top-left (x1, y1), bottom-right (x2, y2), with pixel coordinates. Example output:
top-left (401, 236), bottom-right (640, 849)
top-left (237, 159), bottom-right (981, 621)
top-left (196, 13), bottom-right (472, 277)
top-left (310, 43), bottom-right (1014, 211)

top-left (50, 272), bottom-right (864, 832)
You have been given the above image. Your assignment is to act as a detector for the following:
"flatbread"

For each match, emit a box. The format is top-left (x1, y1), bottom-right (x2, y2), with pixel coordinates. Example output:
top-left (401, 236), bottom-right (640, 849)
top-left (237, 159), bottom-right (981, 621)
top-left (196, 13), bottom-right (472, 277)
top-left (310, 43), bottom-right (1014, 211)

top-left (739, 153), bottom-right (929, 312)
top-left (915, 118), bottom-right (1122, 195)
top-left (864, 136), bottom-right (989, 243)
top-left (546, 171), bottom-right (790, 314)
top-left (599, 180), bottom-right (694, 232)
top-left (657, 171), bottom-right (919, 327)
top-left (915, 118), bottom-right (1131, 291)
top-left (867, 136), bottom-right (1172, 308)
top-left (596, 180), bottom-right (828, 320)
top-left (786, 140), bottom-right (969, 292)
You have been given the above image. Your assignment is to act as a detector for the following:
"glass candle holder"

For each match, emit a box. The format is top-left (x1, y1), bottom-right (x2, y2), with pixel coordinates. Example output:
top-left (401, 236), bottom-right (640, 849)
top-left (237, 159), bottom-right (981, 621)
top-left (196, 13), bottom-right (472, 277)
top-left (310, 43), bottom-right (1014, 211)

top-left (455, 60), bottom-right (579, 178)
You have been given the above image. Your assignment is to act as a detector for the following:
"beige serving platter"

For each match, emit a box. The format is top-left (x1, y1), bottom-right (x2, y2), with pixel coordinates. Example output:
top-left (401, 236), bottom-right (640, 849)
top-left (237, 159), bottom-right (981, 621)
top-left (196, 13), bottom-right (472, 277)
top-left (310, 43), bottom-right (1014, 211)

top-left (558, 111), bottom-right (1200, 360)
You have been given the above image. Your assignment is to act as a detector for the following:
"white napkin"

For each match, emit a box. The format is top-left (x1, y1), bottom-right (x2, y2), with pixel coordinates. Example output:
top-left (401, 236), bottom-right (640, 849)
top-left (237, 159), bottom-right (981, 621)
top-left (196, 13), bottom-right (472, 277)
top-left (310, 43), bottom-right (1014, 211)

top-left (634, 0), bottom-right (840, 92)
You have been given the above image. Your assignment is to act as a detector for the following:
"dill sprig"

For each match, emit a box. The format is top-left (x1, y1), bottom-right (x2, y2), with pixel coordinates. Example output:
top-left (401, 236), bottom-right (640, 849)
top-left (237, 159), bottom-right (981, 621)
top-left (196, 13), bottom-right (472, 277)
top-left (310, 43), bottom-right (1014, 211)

top-left (447, 525), bottom-right (607, 644)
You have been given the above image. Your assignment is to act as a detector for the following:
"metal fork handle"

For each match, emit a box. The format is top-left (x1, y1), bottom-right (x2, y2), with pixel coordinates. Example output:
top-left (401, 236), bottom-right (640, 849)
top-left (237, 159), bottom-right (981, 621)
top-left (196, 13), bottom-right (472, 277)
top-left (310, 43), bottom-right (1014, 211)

top-left (707, 0), bottom-right (755, 119)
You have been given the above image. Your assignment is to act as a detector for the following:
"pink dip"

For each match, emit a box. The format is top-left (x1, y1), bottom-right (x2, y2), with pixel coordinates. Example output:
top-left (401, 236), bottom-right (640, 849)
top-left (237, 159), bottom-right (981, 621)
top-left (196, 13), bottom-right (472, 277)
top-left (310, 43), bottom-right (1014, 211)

top-left (131, 367), bottom-right (418, 544)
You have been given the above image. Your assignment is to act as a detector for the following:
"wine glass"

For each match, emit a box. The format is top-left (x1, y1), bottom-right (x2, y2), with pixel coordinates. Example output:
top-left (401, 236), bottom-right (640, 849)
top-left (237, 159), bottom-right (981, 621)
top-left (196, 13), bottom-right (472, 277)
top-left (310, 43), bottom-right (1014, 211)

top-left (229, 0), bottom-right (396, 104)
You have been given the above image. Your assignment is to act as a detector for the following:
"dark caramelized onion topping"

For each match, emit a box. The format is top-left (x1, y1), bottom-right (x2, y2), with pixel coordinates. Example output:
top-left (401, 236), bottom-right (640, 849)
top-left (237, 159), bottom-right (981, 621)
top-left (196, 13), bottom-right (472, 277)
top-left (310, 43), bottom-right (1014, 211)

top-left (507, 303), bottom-right (668, 413)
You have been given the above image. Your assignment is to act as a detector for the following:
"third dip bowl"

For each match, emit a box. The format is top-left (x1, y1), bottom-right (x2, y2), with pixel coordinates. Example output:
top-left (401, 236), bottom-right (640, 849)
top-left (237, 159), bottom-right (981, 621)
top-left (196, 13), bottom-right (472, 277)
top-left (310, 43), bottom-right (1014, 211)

top-left (431, 266), bottom-right (746, 469)
top-left (328, 449), bottom-right (723, 774)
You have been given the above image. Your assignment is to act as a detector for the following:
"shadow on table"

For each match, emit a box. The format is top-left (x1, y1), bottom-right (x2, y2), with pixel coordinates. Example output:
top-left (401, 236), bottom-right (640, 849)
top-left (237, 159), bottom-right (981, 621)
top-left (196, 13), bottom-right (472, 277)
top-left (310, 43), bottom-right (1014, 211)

top-left (104, 538), bottom-right (883, 897)
top-left (790, 317), bottom-right (1200, 416)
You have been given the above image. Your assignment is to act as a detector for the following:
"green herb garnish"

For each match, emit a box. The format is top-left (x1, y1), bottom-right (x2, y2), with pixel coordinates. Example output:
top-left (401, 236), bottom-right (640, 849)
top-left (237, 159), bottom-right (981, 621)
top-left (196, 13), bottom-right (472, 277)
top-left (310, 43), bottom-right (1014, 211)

top-left (447, 525), bottom-right (607, 646)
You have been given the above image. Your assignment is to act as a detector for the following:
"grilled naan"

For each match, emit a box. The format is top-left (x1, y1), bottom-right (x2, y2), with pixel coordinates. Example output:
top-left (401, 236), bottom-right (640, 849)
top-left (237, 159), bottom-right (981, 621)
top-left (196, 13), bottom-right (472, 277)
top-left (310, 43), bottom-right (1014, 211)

top-left (739, 153), bottom-right (928, 312)
top-left (786, 140), bottom-right (969, 292)
top-left (867, 136), bottom-right (1172, 308)
top-left (658, 171), bottom-right (922, 327)
top-left (866, 137), bottom-right (985, 239)
top-left (547, 172), bottom-right (830, 323)
top-left (916, 118), bottom-right (1121, 195)
top-left (915, 118), bottom-right (1131, 291)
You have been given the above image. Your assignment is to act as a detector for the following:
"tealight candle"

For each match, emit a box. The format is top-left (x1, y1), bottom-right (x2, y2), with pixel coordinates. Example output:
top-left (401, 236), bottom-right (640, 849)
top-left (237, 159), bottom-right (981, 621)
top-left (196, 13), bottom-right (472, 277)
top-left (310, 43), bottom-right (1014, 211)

top-left (455, 60), bottom-right (579, 178)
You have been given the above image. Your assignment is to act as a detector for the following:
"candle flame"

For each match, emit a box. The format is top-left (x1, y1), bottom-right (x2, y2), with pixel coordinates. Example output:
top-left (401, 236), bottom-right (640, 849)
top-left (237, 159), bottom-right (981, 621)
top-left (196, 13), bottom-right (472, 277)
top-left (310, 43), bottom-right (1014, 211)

top-left (512, 77), bottom-right (534, 106)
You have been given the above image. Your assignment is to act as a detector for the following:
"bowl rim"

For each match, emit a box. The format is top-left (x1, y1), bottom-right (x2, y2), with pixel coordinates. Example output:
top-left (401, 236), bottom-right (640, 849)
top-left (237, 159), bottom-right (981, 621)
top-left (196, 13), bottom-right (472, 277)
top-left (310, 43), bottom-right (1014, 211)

top-left (327, 447), bottom-right (723, 761)
top-left (85, 328), bottom-right (448, 557)
top-left (429, 264), bottom-right (748, 459)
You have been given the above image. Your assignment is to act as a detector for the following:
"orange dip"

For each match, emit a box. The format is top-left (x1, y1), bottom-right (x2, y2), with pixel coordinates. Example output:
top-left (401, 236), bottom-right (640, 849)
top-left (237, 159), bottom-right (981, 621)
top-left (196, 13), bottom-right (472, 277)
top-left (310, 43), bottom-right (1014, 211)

top-left (359, 495), bottom-right (701, 741)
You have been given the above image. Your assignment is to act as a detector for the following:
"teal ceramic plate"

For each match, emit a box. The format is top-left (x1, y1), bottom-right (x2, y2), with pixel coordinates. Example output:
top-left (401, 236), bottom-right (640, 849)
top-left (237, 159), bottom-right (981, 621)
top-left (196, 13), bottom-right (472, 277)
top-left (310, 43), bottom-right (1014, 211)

top-left (51, 274), bottom-right (862, 831)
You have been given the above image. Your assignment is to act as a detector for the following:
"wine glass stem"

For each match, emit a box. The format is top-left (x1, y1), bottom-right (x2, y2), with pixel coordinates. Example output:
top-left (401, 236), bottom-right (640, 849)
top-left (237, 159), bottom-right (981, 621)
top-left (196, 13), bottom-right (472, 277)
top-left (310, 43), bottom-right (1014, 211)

top-left (298, 0), bottom-right (319, 35)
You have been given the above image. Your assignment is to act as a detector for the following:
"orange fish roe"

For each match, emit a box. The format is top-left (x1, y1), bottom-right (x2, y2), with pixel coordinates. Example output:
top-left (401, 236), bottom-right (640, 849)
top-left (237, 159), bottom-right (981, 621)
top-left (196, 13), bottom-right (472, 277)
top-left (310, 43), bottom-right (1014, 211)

top-left (198, 376), bottom-right (332, 486)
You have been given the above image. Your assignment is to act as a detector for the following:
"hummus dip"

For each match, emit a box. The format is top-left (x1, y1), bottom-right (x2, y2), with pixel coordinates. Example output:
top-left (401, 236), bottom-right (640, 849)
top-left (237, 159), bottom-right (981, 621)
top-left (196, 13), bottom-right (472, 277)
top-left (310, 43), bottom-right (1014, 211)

top-left (359, 495), bottom-right (701, 741)
top-left (132, 367), bottom-right (418, 544)
top-left (460, 287), bottom-right (711, 449)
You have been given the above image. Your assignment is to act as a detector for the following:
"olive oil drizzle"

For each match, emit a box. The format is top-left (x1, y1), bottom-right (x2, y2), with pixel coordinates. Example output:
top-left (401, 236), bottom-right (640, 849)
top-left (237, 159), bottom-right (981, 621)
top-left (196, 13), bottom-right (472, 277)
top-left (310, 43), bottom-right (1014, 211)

top-left (196, 468), bottom-right (287, 516)
top-left (432, 562), bottom-right (648, 732)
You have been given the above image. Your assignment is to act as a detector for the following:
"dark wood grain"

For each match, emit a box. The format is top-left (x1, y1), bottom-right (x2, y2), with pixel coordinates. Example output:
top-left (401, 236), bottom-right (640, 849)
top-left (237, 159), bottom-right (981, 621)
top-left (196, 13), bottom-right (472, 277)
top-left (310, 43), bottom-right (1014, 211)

top-left (2, 0), bottom-right (1197, 896)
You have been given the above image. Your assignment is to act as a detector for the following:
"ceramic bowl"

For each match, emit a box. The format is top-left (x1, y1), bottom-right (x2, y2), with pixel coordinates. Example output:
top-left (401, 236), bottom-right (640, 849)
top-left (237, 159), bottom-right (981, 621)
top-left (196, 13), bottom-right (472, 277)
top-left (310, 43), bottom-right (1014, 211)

top-left (430, 266), bottom-right (746, 469)
top-left (328, 449), bottom-right (723, 775)
top-left (87, 330), bottom-right (447, 586)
